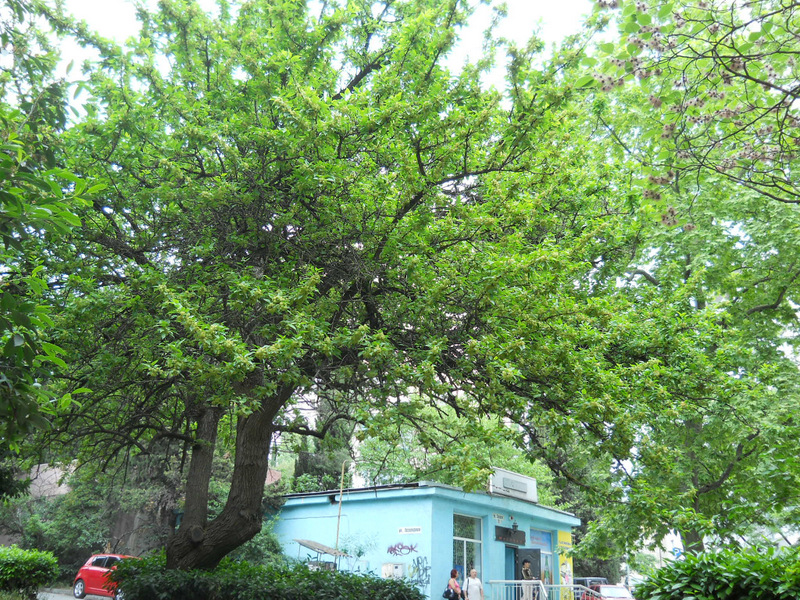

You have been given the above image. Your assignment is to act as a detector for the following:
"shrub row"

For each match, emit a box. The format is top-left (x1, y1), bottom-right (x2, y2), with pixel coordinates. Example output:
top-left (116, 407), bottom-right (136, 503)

top-left (0, 545), bottom-right (58, 598)
top-left (112, 552), bottom-right (425, 600)
top-left (637, 546), bottom-right (800, 600)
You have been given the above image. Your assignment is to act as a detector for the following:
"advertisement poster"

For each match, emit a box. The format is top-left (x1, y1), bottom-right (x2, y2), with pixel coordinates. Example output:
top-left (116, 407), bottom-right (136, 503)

top-left (557, 531), bottom-right (574, 600)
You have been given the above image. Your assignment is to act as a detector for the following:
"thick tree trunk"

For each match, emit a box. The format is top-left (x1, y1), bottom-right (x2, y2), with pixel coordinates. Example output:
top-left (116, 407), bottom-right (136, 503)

top-left (166, 386), bottom-right (292, 570)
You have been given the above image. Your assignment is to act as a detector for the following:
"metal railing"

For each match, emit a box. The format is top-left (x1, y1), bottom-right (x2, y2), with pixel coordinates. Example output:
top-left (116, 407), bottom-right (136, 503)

top-left (487, 580), bottom-right (547, 600)
top-left (488, 582), bottom-right (601, 600)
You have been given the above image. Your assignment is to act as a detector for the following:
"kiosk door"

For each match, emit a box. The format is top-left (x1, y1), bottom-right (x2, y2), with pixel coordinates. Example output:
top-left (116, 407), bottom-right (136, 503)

top-left (514, 548), bottom-right (541, 579)
top-left (505, 547), bottom-right (516, 581)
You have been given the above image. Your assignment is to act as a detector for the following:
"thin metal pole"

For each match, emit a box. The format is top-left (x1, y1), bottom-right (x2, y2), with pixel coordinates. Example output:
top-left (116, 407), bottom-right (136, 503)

top-left (335, 460), bottom-right (346, 566)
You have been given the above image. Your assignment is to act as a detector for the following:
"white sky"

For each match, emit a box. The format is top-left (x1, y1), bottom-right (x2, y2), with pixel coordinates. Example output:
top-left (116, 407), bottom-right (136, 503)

top-left (61, 0), bottom-right (594, 72)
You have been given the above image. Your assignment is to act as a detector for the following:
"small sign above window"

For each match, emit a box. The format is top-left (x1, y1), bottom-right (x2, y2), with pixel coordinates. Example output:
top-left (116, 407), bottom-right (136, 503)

top-left (398, 527), bottom-right (422, 535)
top-left (529, 529), bottom-right (553, 550)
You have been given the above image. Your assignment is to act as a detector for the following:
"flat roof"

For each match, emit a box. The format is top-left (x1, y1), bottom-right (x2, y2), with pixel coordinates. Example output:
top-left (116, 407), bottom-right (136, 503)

top-left (282, 480), bottom-right (579, 521)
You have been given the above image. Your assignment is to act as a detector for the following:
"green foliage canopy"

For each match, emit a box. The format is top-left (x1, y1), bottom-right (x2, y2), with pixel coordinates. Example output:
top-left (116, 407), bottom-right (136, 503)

top-left (37, 0), bottom-right (657, 569)
top-left (21, 0), bottom-right (800, 569)
top-left (565, 0), bottom-right (800, 555)
top-left (0, 0), bottom-right (92, 454)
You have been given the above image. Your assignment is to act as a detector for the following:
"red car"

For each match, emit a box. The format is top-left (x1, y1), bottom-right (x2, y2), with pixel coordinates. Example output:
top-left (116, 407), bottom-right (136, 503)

top-left (584, 584), bottom-right (635, 599)
top-left (73, 554), bottom-right (136, 599)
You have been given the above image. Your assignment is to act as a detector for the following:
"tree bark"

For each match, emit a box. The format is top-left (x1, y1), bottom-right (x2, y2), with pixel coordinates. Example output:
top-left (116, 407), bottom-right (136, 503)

top-left (166, 386), bottom-right (293, 570)
top-left (180, 405), bottom-right (222, 532)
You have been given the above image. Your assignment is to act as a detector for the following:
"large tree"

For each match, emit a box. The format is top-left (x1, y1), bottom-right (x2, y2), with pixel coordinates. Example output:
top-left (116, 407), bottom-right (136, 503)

top-left (35, 0), bottom-right (656, 569)
top-left (564, 0), bottom-right (800, 555)
top-left (553, 88), bottom-right (800, 554)
top-left (32, 0), bottom-right (800, 570)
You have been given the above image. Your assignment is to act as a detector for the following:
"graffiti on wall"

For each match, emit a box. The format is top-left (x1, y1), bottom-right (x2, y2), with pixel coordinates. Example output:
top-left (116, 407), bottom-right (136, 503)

top-left (408, 555), bottom-right (431, 587)
top-left (387, 542), bottom-right (418, 556)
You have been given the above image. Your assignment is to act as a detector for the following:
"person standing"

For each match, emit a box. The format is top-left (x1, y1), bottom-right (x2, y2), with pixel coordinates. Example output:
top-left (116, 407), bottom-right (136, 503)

top-left (521, 559), bottom-right (535, 600)
top-left (447, 569), bottom-right (462, 599)
top-left (464, 568), bottom-right (484, 600)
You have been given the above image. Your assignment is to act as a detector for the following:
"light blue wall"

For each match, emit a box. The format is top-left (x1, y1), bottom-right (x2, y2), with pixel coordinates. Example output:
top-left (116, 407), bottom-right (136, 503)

top-left (275, 487), bottom-right (438, 592)
top-left (272, 484), bottom-right (580, 600)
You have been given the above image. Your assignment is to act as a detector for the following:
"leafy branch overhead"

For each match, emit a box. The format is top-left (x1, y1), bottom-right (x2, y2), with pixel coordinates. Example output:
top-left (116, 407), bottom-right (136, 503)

top-left (0, 0), bottom-right (97, 453)
top-left (587, 0), bottom-right (800, 209)
top-left (6, 0), bottom-right (799, 570)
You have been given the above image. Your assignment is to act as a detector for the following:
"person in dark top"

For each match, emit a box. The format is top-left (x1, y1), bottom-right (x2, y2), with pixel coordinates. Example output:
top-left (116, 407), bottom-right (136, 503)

top-left (521, 559), bottom-right (535, 600)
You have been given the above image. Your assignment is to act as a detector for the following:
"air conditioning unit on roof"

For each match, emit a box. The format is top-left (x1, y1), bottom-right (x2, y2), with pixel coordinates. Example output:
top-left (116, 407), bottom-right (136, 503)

top-left (488, 467), bottom-right (538, 503)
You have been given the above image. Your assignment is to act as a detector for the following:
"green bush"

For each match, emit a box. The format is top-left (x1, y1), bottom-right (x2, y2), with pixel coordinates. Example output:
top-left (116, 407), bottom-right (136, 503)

top-left (0, 545), bottom-right (58, 598)
top-left (637, 546), bottom-right (800, 600)
top-left (112, 552), bottom-right (425, 600)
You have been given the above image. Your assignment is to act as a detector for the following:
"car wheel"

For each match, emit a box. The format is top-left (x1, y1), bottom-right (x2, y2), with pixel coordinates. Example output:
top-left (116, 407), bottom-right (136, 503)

top-left (73, 579), bottom-right (86, 599)
top-left (114, 590), bottom-right (125, 600)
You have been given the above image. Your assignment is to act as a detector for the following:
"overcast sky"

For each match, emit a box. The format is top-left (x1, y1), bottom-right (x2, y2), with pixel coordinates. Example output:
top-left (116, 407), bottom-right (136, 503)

top-left (55, 0), bottom-right (595, 103)
top-left (61, 0), bottom-right (594, 62)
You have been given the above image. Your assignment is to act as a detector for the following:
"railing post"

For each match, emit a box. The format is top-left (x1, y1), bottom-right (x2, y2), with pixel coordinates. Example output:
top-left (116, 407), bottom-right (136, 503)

top-left (489, 581), bottom-right (605, 600)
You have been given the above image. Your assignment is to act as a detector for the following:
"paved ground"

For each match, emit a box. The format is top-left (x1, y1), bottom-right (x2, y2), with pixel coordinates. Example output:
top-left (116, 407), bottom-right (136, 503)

top-left (40, 587), bottom-right (122, 600)
top-left (38, 589), bottom-right (78, 600)
top-left (39, 593), bottom-right (125, 600)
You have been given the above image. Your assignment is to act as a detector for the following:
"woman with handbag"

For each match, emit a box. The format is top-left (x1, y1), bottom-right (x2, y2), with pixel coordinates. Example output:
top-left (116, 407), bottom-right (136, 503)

top-left (443, 569), bottom-right (462, 599)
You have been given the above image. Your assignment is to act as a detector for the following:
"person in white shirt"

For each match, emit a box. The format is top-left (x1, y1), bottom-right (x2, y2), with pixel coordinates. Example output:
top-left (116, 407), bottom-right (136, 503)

top-left (464, 568), bottom-right (484, 600)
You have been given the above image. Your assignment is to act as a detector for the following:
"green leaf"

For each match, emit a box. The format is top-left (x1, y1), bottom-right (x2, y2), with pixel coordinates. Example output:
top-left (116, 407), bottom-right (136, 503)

top-left (41, 342), bottom-right (65, 357)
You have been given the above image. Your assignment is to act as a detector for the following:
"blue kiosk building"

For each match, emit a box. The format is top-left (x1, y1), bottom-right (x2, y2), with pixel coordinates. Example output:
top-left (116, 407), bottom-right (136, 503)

top-left (272, 468), bottom-right (580, 599)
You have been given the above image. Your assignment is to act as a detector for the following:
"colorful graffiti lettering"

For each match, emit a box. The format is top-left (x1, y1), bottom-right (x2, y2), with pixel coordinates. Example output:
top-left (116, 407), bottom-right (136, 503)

top-left (387, 542), bottom-right (418, 556)
top-left (408, 556), bottom-right (431, 587)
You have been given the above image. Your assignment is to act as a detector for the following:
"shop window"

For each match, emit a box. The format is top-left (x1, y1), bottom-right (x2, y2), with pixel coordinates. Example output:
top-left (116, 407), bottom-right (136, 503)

top-left (453, 514), bottom-right (482, 580)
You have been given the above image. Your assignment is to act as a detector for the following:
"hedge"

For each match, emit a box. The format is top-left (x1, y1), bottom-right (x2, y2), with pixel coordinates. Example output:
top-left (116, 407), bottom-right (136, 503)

top-left (0, 545), bottom-right (58, 598)
top-left (111, 552), bottom-right (425, 600)
top-left (637, 546), bottom-right (800, 600)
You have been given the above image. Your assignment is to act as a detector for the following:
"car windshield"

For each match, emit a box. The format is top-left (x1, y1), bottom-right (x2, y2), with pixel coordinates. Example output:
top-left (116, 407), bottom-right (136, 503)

top-left (600, 587), bottom-right (632, 598)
